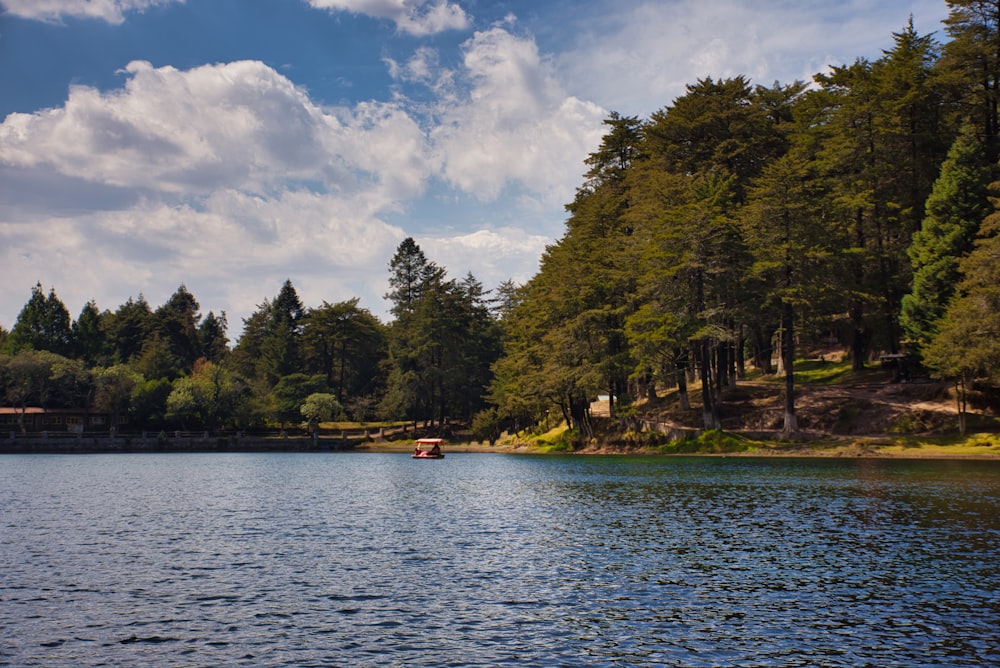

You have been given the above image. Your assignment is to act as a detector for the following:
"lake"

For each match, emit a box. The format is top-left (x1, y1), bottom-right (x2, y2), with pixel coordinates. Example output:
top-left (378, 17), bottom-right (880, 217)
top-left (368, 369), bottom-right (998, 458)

top-left (1, 453), bottom-right (998, 666)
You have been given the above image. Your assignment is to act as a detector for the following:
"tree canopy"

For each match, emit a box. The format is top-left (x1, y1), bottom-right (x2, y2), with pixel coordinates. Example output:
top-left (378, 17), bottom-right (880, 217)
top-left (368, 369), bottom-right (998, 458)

top-left (3, 7), bottom-right (999, 439)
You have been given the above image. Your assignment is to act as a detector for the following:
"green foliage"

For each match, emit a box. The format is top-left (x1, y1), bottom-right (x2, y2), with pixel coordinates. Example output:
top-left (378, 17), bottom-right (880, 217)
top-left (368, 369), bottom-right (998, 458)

top-left (655, 430), bottom-right (760, 454)
top-left (230, 281), bottom-right (307, 385)
top-left (4, 15), bottom-right (997, 443)
top-left (0, 350), bottom-right (91, 420)
top-left (901, 127), bottom-right (992, 351)
top-left (103, 296), bottom-right (152, 364)
top-left (923, 213), bottom-right (1000, 385)
top-left (471, 406), bottom-right (504, 446)
top-left (382, 240), bottom-right (500, 427)
top-left (198, 311), bottom-right (229, 363)
top-left (941, 0), bottom-right (1000, 162)
top-left (166, 359), bottom-right (248, 430)
top-left (131, 377), bottom-right (173, 429)
top-left (385, 237), bottom-right (442, 319)
top-left (301, 299), bottom-right (386, 411)
top-left (93, 365), bottom-right (142, 426)
top-left (150, 284), bottom-right (203, 376)
top-left (5, 283), bottom-right (74, 357)
top-left (268, 373), bottom-right (330, 426)
top-left (300, 393), bottom-right (342, 434)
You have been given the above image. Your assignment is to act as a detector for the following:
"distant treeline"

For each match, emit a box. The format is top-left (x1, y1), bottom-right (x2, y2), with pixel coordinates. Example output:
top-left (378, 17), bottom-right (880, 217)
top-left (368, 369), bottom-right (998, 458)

top-left (0, 244), bottom-right (501, 436)
top-left (3, 5), bottom-right (1000, 438)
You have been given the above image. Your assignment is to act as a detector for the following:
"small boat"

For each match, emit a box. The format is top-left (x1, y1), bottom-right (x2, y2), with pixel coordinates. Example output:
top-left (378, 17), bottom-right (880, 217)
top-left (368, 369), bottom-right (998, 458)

top-left (412, 438), bottom-right (445, 458)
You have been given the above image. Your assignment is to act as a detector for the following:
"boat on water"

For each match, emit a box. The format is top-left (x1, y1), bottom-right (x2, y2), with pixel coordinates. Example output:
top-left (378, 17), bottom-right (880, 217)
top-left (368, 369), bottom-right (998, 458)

top-left (412, 438), bottom-right (445, 459)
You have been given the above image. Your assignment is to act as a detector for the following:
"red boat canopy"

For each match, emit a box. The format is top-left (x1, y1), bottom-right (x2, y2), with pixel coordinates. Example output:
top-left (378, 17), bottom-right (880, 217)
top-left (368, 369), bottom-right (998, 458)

top-left (415, 438), bottom-right (445, 445)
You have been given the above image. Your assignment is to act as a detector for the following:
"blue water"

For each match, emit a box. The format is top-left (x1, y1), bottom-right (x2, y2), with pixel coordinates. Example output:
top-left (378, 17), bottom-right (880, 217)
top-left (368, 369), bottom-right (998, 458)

top-left (1, 453), bottom-right (998, 666)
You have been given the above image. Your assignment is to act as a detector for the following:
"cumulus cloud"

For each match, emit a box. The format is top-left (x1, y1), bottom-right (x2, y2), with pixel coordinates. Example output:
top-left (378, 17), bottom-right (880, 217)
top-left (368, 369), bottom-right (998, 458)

top-left (0, 60), bottom-right (432, 201)
top-left (0, 24), bottom-right (608, 326)
top-left (0, 58), bottom-right (428, 323)
top-left (0, 0), bottom-right (180, 24)
top-left (0, 190), bottom-right (406, 328)
top-left (431, 27), bottom-right (606, 204)
top-left (554, 0), bottom-right (949, 117)
top-left (306, 0), bottom-right (468, 36)
top-left (420, 228), bottom-right (550, 293)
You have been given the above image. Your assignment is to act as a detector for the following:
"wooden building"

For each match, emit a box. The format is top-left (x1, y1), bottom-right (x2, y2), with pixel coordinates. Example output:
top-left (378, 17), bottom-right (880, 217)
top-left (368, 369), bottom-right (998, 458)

top-left (0, 407), bottom-right (113, 433)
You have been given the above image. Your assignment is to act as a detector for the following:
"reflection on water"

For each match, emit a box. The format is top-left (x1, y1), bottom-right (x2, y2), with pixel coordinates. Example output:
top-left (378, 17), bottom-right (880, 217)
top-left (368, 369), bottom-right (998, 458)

top-left (1, 454), bottom-right (998, 666)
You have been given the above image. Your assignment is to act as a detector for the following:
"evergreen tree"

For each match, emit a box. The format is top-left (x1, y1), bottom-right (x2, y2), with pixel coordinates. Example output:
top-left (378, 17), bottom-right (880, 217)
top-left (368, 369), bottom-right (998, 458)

top-left (150, 285), bottom-right (203, 375)
top-left (72, 300), bottom-right (110, 367)
top-left (385, 238), bottom-right (442, 319)
top-left (230, 302), bottom-right (272, 380)
top-left (268, 373), bottom-right (329, 426)
top-left (901, 127), bottom-right (992, 351)
top-left (743, 153), bottom-right (833, 433)
top-left (808, 34), bottom-right (949, 366)
top-left (940, 0), bottom-right (1000, 162)
top-left (272, 279), bottom-right (305, 331)
top-left (6, 283), bottom-right (74, 356)
top-left (231, 281), bottom-right (305, 384)
top-left (301, 299), bottom-right (386, 410)
top-left (104, 296), bottom-right (152, 364)
top-left (198, 311), bottom-right (229, 363)
top-left (923, 210), bottom-right (1000, 432)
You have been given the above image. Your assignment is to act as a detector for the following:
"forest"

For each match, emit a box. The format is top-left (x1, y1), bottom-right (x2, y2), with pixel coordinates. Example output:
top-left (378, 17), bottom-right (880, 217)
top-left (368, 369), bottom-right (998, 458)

top-left (2, 1), bottom-right (1000, 441)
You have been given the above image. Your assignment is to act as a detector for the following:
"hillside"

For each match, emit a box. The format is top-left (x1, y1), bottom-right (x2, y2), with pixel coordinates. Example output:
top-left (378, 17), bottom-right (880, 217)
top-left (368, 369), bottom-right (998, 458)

top-left (578, 351), bottom-right (1000, 457)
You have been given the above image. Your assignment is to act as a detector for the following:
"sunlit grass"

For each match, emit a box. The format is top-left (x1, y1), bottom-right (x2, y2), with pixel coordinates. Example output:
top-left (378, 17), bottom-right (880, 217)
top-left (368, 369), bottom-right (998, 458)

top-left (655, 429), bottom-right (767, 454)
top-left (318, 420), bottom-right (409, 431)
top-left (751, 358), bottom-right (886, 386)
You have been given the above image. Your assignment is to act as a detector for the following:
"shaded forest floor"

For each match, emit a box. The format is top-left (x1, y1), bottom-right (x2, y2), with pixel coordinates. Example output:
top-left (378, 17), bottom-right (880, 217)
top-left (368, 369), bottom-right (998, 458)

top-left (361, 350), bottom-right (1000, 459)
top-left (563, 351), bottom-right (1000, 458)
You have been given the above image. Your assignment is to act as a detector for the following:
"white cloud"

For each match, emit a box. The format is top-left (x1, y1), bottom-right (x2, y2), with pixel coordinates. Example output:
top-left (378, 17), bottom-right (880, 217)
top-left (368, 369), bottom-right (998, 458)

top-left (431, 27), bottom-right (607, 204)
top-left (554, 0), bottom-right (949, 117)
top-left (0, 25), bottom-right (609, 327)
top-left (0, 58), bottom-right (431, 324)
top-left (0, 60), bottom-right (432, 201)
top-left (420, 228), bottom-right (550, 292)
top-left (0, 0), bottom-right (180, 24)
top-left (305, 0), bottom-right (468, 36)
top-left (0, 189), bottom-right (406, 328)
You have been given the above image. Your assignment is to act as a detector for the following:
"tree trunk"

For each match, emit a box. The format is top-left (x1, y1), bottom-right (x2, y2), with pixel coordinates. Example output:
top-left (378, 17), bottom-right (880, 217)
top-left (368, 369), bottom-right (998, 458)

top-left (699, 340), bottom-right (719, 430)
top-left (782, 301), bottom-right (798, 434)
top-left (677, 367), bottom-right (690, 411)
top-left (674, 349), bottom-right (690, 410)
top-left (753, 325), bottom-right (774, 374)
top-left (956, 376), bottom-right (968, 435)
top-left (851, 207), bottom-right (867, 371)
top-left (736, 324), bottom-right (746, 380)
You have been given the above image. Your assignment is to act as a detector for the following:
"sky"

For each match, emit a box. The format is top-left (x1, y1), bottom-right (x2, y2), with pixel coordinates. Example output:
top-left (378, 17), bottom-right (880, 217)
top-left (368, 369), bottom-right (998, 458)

top-left (0, 0), bottom-right (950, 337)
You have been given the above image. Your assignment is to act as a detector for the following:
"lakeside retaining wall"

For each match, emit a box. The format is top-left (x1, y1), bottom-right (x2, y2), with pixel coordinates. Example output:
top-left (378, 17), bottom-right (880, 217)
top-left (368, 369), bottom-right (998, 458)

top-left (0, 429), bottom-right (388, 454)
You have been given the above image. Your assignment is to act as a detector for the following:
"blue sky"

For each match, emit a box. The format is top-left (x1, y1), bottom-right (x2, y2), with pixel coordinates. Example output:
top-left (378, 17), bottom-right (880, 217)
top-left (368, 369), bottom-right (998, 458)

top-left (0, 0), bottom-right (949, 334)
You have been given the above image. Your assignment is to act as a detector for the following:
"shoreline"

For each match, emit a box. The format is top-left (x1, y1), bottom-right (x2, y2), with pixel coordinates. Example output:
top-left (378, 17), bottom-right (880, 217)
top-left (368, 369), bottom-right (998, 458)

top-left (357, 439), bottom-right (1000, 460)
top-left (2, 434), bottom-right (997, 459)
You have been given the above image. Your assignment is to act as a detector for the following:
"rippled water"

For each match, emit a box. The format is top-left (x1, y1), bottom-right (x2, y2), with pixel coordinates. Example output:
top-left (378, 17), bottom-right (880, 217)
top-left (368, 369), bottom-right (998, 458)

top-left (1, 453), bottom-right (998, 666)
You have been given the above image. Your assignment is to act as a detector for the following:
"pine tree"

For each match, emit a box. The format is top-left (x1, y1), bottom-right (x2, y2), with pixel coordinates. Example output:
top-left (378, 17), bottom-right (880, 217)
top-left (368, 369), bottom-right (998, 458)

top-left (385, 238), bottom-right (442, 319)
top-left (6, 283), bottom-right (74, 357)
top-left (901, 127), bottom-right (992, 351)
top-left (923, 210), bottom-right (1000, 433)
top-left (72, 300), bottom-right (110, 366)
top-left (198, 311), bottom-right (229, 363)
top-left (940, 0), bottom-right (1000, 162)
top-left (104, 296), bottom-right (152, 364)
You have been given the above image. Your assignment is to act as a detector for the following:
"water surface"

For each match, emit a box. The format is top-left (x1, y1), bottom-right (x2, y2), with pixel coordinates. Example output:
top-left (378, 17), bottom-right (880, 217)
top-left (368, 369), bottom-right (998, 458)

top-left (1, 454), bottom-right (998, 666)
